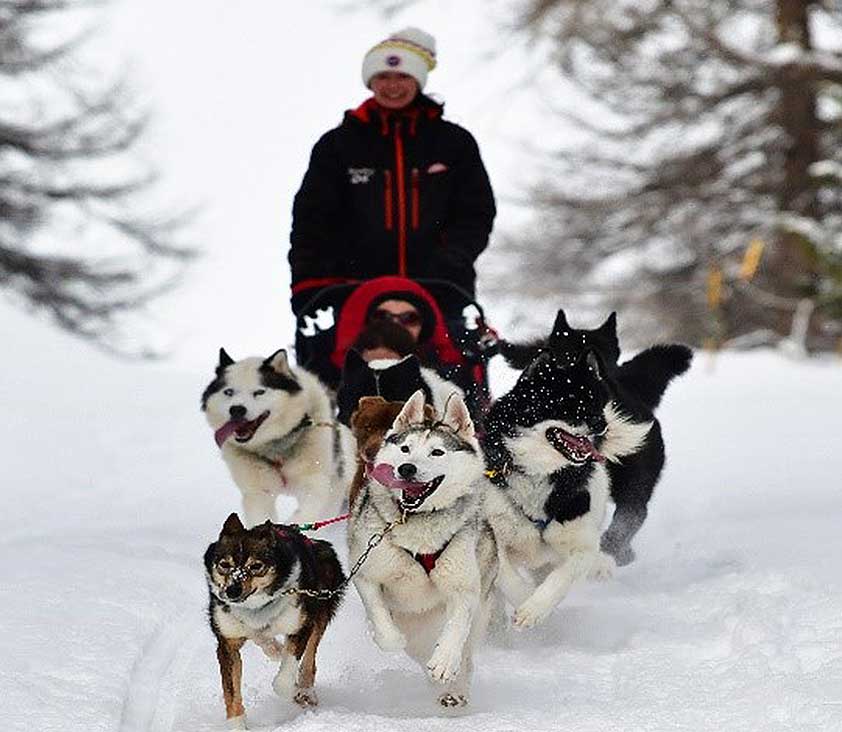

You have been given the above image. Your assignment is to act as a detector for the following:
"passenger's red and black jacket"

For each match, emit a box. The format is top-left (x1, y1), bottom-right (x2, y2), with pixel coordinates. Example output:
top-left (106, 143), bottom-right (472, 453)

top-left (289, 94), bottom-right (496, 315)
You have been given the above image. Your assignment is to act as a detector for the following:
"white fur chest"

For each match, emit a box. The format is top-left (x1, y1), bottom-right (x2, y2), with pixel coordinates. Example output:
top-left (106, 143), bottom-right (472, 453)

top-left (214, 595), bottom-right (304, 640)
top-left (541, 465), bottom-right (610, 555)
top-left (350, 491), bottom-right (480, 614)
top-left (506, 471), bottom-right (554, 523)
top-left (486, 464), bottom-right (610, 568)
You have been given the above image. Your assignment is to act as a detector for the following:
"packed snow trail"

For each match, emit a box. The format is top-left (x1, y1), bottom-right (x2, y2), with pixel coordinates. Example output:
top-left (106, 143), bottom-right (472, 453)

top-left (3, 311), bottom-right (841, 731)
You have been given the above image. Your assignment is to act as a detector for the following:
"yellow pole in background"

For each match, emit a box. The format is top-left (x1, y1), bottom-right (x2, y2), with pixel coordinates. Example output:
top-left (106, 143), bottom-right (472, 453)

top-left (739, 238), bottom-right (765, 281)
top-left (704, 264), bottom-right (724, 353)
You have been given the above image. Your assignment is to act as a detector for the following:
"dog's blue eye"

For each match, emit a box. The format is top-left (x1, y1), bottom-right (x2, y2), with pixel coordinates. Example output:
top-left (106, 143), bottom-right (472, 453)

top-left (223, 388), bottom-right (234, 397)
top-left (431, 449), bottom-right (445, 457)
top-left (400, 445), bottom-right (410, 453)
top-left (253, 389), bottom-right (265, 397)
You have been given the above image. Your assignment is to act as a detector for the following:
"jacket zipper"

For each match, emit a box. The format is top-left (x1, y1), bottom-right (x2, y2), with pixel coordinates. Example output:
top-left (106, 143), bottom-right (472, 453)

top-left (383, 170), bottom-right (393, 230)
top-left (394, 120), bottom-right (407, 277)
top-left (411, 168), bottom-right (419, 230)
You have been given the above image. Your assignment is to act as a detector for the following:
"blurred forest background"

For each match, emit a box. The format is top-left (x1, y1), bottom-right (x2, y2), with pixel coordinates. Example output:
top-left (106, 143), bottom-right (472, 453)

top-left (2, 0), bottom-right (841, 356)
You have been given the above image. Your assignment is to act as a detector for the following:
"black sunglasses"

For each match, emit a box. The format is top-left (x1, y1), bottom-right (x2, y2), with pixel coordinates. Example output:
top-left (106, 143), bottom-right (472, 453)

top-left (370, 309), bottom-right (422, 327)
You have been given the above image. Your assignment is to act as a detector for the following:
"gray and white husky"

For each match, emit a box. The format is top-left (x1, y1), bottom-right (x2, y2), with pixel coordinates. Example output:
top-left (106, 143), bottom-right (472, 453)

top-left (348, 390), bottom-right (497, 708)
top-left (202, 348), bottom-right (355, 526)
top-left (483, 349), bottom-right (651, 628)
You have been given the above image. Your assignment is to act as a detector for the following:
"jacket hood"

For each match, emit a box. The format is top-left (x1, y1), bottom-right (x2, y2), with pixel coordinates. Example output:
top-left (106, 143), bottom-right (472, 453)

top-left (331, 276), bottom-right (463, 370)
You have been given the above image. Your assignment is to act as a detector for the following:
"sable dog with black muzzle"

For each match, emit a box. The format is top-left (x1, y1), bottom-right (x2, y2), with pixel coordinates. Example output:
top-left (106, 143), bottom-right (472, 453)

top-left (204, 513), bottom-right (345, 728)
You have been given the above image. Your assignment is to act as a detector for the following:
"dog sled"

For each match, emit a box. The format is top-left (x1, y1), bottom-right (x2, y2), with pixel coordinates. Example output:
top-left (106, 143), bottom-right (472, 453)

top-left (293, 276), bottom-right (499, 416)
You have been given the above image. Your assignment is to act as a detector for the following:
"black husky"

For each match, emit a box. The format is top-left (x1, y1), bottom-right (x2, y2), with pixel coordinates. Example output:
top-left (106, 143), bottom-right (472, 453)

top-left (500, 310), bottom-right (692, 565)
top-left (336, 349), bottom-right (434, 426)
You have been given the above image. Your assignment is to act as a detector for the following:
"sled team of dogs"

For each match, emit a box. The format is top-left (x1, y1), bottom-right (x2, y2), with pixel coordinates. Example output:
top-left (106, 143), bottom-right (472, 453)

top-left (201, 309), bottom-right (692, 727)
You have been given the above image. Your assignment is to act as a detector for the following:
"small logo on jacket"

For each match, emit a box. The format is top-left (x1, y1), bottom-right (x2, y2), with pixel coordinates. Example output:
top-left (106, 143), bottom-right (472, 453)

top-left (348, 167), bottom-right (376, 184)
top-left (427, 162), bottom-right (449, 174)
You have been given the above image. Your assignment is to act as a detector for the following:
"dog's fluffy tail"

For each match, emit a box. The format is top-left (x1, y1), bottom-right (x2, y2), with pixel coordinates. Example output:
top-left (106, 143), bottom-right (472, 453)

top-left (498, 339), bottom-right (547, 370)
top-left (617, 344), bottom-right (693, 410)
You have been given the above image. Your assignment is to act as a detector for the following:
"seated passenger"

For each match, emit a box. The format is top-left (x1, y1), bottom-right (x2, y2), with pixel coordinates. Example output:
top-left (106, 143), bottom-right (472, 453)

top-left (352, 318), bottom-right (417, 362)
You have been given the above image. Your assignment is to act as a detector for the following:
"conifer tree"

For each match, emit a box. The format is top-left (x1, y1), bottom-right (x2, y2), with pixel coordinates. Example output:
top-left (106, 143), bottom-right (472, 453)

top-left (0, 0), bottom-right (193, 354)
top-left (506, 0), bottom-right (842, 349)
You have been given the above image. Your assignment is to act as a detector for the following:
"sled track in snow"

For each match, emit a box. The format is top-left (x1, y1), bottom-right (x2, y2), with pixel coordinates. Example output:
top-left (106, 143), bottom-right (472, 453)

top-left (119, 607), bottom-right (206, 732)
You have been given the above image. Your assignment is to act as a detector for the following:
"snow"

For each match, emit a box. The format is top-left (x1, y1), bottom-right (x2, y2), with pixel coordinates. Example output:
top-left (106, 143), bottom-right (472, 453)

top-left (810, 160), bottom-right (842, 183)
top-left (3, 305), bottom-right (842, 732)
top-left (4, 3), bottom-right (842, 730)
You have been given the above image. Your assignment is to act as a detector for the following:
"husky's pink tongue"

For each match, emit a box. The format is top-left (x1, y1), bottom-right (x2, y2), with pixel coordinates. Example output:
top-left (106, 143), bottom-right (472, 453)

top-left (214, 421), bottom-right (240, 448)
top-left (367, 462), bottom-right (428, 496)
top-left (561, 432), bottom-right (606, 462)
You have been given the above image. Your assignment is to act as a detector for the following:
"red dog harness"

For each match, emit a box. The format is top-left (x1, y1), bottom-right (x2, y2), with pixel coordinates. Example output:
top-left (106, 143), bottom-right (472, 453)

top-left (413, 541), bottom-right (449, 574)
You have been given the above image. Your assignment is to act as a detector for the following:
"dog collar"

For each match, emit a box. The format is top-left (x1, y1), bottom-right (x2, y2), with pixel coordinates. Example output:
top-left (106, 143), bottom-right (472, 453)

top-left (496, 475), bottom-right (553, 532)
top-left (257, 414), bottom-right (322, 479)
top-left (530, 516), bottom-right (552, 531)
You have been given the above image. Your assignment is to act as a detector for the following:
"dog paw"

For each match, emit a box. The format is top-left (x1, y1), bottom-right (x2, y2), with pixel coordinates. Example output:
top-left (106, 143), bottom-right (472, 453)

top-left (426, 644), bottom-right (462, 683)
top-left (614, 546), bottom-right (636, 567)
top-left (373, 626), bottom-right (406, 652)
top-left (588, 551), bottom-right (616, 581)
top-left (293, 687), bottom-right (319, 708)
top-left (438, 693), bottom-right (468, 708)
top-left (226, 714), bottom-right (247, 730)
top-left (601, 538), bottom-right (636, 567)
top-left (513, 598), bottom-right (553, 629)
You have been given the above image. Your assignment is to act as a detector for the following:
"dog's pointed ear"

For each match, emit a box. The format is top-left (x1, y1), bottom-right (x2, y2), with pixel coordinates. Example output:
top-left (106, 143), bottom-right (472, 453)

top-left (521, 351), bottom-right (552, 382)
top-left (393, 390), bottom-right (426, 431)
top-left (264, 348), bottom-right (293, 376)
top-left (261, 519), bottom-right (277, 541)
top-left (441, 393), bottom-right (475, 441)
top-left (350, 395), bottom-right (387, 431)
top-left (549, 309), bottom-right (571, 343)
top-left (221, 512), bottom-right (244, 535)
top-left (218, 348), bottom-right (235, 369)
top-left (579, 348), bottom-right (606, 381)
top-left (597, 312), bottom-right (617, 338)
top-left (355, 395), bottom-right (387, 415)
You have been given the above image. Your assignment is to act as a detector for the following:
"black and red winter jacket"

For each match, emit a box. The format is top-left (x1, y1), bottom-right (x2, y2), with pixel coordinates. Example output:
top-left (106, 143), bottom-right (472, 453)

top-left (289, 95), bottom-right (496, 314)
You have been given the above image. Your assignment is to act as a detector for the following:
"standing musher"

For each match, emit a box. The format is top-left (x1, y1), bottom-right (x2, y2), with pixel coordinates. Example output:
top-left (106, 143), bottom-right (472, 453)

top-left (289, 27), bottom-right (497, 320)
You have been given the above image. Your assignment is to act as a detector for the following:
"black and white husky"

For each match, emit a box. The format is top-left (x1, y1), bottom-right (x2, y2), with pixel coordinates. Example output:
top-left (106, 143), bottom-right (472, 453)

top-left (202, 348), bottom-right (355, 526)
top-left (348, 390), bottom-right (497, 708)
top-left (483, 349), bottom-right (651, 628)
top-left (500, 309), bottom-right (692, 564)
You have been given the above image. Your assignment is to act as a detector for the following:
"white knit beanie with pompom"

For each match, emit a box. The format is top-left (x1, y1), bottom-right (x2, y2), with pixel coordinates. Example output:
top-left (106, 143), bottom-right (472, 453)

top-left (361, 27), bottom-right (437, 90)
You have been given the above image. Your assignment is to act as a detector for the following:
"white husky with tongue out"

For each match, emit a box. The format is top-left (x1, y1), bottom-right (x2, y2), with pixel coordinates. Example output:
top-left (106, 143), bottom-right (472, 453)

top-left (202, 348), bottom-right (355, 526)
top-left (348, 389), bottom-right (498, 709)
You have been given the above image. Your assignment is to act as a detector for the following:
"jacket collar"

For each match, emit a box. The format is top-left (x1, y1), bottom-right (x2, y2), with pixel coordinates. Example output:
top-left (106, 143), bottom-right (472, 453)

top-left (346, 95), bottom-right (443, 136)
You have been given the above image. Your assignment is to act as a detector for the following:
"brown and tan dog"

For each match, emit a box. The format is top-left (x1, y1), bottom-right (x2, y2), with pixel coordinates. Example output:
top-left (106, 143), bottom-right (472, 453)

top-left (348, 396), bottom-right (437, 509)
top-left (204, 513), bottom-right (345, 728)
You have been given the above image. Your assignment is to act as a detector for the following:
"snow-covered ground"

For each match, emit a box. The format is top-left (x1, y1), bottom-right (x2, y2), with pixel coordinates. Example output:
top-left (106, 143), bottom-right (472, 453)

top-left (3, 306), bottom-right (841, 732)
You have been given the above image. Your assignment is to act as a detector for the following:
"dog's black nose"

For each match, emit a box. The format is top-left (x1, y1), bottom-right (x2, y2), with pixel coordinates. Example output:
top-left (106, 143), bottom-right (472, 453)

top-left (398, 463), bottom-right (417, 479)
top-left (225, 583), bottom-right (243, 599)
top-left (229, 405), bottom-right (247, 420)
